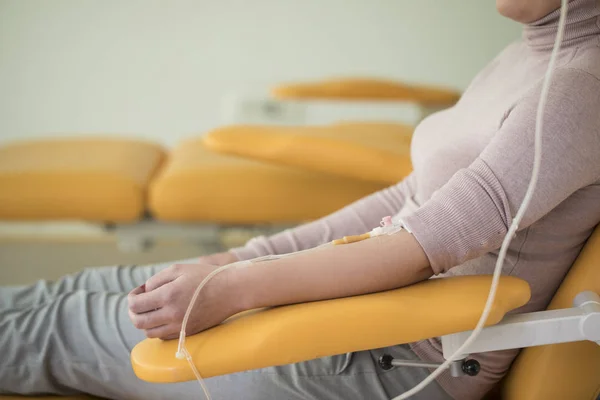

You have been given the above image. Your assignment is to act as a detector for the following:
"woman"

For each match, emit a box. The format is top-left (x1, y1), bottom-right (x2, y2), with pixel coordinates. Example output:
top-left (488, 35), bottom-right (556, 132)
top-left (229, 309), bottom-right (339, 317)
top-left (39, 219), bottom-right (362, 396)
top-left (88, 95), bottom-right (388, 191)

top-left (1, 1), bottom-right (599, 399)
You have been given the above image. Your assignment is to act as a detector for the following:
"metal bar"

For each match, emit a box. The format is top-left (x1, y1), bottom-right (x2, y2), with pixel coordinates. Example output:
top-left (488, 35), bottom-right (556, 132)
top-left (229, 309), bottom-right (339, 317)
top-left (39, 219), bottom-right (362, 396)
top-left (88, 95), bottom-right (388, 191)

top-left (441, 291), bottom-right (600, 360)
top-left (390, 360), bottom-right (445, 369)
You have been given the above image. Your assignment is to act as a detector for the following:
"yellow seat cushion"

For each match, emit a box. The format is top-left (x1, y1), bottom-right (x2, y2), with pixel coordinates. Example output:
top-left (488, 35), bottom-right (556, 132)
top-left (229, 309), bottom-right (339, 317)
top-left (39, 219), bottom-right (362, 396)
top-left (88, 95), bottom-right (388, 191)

top-left (149, 138), bottom-right (385, 223)
top-left (203, 123), bottom-right (413, 185)
top-left (0, 138), bottom-right (165, 222)
top-left (501, 225), bottom-right (600, 400)
top-left (272, 77), bottom-right (461, 106)
top-left (131, 275), bottom-right (530, 383)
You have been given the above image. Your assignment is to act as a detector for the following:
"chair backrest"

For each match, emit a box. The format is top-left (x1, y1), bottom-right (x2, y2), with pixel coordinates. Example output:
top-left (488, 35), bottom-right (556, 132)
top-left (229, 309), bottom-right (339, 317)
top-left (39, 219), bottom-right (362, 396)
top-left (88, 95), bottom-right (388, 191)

top-left (501, 224), bottom-right (600, 400)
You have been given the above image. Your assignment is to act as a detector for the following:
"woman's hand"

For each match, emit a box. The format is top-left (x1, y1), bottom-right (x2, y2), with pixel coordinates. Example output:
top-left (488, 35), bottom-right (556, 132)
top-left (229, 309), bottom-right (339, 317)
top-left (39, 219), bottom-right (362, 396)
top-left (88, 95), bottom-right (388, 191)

top-left (127, 262), bottom-right (244, 340)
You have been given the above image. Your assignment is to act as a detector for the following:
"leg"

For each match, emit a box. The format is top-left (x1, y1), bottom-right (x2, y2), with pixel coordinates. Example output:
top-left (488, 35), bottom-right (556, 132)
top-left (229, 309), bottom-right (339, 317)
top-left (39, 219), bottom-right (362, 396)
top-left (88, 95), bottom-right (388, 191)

top-left (206, 346), bottom-right (452, 400)
top-left (0, 288), bottom-right (450, 399)
top-left (0, 257), bottom-right (201, 310)
top-left (0, 290), bottom-right (191, 398)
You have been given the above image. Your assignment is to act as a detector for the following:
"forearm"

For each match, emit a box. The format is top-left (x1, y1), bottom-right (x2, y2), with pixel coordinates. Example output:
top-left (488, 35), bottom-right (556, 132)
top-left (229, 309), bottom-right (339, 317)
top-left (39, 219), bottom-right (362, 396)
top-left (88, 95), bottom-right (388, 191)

top-left (232, 174), bottom-right (418, 260)
top-left (234, 230), bottom-right (433, 310)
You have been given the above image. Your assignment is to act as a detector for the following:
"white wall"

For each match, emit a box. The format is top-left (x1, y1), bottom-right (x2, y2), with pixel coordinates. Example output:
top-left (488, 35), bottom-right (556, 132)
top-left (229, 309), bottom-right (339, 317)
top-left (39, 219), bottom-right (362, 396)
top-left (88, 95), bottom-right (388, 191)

top-left (0, 0), bottom-right (521, 147)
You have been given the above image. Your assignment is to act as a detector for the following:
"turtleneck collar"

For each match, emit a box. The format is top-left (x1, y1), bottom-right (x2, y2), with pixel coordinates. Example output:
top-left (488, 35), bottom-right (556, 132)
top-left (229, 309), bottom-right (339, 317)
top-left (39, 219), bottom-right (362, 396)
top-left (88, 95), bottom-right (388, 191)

top-left (523, 0), bottom-right (600, 50)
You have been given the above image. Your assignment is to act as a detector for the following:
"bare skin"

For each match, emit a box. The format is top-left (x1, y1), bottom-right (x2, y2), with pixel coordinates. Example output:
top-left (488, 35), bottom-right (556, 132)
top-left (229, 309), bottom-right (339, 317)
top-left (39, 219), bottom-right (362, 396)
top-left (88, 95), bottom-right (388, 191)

top-left (496, 0), bottom-right (563, 23)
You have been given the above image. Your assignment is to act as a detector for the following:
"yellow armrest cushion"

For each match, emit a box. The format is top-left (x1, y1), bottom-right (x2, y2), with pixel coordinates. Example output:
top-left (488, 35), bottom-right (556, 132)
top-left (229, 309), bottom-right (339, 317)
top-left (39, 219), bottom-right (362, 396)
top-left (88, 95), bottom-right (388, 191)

top-left (272, 78), bottom-right (461, 106)
top-left (203, 124), bottom-right (412, 185)
top-left (131, 275), bottom-right (530, 383)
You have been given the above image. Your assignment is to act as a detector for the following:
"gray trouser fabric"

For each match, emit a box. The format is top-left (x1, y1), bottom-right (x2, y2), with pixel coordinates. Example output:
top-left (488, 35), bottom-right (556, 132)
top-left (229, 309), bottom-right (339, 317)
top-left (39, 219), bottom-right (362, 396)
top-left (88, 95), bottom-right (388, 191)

top-left (0, 260), bottom-right (451, 400)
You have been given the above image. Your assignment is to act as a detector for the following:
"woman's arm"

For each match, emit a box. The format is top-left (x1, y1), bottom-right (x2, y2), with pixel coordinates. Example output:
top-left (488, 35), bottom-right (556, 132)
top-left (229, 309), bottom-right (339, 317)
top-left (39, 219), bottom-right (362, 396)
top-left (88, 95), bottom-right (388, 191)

top-left (235, 230), bottom-right (432, 310)
top-left (128, 229), bottom-right (431, 339)
top-left (232, 173), bottom-right (418, 260)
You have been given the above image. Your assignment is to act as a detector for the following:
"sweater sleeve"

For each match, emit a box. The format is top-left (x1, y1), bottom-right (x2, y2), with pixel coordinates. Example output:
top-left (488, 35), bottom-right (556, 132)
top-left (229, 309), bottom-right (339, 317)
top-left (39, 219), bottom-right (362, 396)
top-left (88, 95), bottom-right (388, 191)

top-left (401, 69), bottom-right (600, 275)
top-left (231, 172), bottom-right (418, 260)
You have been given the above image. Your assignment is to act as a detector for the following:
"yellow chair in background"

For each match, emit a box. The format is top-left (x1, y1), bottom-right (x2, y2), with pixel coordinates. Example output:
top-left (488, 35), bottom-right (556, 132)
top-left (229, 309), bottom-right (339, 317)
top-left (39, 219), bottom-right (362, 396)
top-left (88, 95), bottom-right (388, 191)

top-left (0, 138), bottom-right (165, 222)
top-left (0, 122), bottom-right (413, 225)
top-left (148, 132), bottom-right (386, 224)
top-left (272, 77), bottom-right (461, 121)
top-left (272, 77), bottom-right (461, 107)
top-left (1, 77), bottom-right (457, 226)
top-left (203, 122), bottom-right (412, 186)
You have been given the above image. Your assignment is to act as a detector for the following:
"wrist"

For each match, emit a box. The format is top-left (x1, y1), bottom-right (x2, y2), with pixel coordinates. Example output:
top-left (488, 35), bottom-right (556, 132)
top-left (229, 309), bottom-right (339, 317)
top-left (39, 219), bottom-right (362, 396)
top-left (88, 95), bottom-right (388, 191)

top-left (224, 261), bottom-right (263, 313)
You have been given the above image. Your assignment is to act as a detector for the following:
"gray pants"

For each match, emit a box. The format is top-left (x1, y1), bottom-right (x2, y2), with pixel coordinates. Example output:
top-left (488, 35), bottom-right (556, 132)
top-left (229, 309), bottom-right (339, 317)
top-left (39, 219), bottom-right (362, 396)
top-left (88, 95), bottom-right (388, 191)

top-left (0, 259), bottom-right (451, 400)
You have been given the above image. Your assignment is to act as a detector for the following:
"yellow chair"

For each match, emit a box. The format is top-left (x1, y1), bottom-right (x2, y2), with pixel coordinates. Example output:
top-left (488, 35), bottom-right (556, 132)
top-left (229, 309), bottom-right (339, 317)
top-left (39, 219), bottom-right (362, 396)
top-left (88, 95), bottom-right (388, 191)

top-left (149, 137), bottom-right (382, 223)
top-left (131, 225), bottom-right (600, 399)
top-left (272, 77), bottom-right (461, 122)
top-left (148, 123), bottom-right (409, 224)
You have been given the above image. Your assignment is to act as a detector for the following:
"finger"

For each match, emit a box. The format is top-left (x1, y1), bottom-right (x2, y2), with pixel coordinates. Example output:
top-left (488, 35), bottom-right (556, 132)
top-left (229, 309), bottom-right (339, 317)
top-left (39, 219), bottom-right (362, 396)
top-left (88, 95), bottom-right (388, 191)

top-left (128, 309), bottom-right (137, 327)
top-left (128, 284), bottom-right (145, 296)
top-left (145, 324), bottom-right (181, 340)
top-left (128, 284), bottom-right (170, 314)
top-left (145, 266), bottom-right (179, 292)
top-left (129, 306), bottom-right (174, 331)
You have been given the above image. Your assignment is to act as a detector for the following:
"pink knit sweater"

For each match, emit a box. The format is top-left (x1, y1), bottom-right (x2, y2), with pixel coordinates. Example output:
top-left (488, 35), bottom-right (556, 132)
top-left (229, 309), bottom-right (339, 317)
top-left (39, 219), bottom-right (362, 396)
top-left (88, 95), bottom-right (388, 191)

top-left (233, 1), bottom-right (600, 398)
